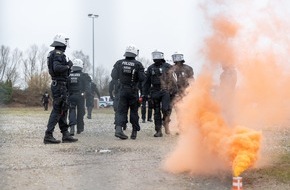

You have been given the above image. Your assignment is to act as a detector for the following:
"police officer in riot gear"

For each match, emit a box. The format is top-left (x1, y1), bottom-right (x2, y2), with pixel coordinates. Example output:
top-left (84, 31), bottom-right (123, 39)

top-left (68, 59), bottom-right (91, 135)
top-left (170, 52), bottom-right (194, 97)
top-left (164, 52), bottom-right (193, 134)
top-left (86, 76), bottom-right (100, 119)
top-left (143, 50), bottom-right (176, 137)
top-left (111, 45), bottom-right (146, 140)
top-left (43, 33), bottom-right (78, 144)
top-left (41, 91), bottom-right (50, 111)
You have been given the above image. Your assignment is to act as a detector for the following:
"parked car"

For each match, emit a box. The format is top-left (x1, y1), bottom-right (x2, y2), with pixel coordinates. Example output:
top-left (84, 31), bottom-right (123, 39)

top-left (106, 100), bottom-right (114, 107)
top-left (99, 101), bottom-right (108, 108)
top-left (100, 96), bottom-right (114, 107)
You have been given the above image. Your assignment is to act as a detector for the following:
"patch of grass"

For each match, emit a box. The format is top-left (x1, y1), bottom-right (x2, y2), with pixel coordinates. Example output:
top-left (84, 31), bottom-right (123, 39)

top-left (246, 153), bottom-right (290, 184)
top-left (280, 153), bottom-right (290, 163)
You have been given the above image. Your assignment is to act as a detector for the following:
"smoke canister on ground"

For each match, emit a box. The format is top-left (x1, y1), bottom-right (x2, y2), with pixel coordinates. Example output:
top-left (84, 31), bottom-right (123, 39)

top-left (232, 176), bottom-right (243, 190)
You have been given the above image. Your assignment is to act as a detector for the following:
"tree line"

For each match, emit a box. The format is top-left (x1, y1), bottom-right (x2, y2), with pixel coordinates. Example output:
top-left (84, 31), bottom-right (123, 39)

top-left (0, 44), bottom-right (153, 106)
top-left (0, 44), bottom-right (111, 106)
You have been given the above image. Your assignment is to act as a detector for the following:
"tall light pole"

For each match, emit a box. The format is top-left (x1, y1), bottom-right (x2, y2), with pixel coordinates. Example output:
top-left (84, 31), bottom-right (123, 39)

top-left (88, 14), bottom-right (99, 81)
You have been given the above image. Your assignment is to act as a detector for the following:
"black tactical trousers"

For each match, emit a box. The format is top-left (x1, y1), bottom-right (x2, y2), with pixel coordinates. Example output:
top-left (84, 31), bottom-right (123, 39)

top-left (141, 100), bottom-right (153, 121)
top-left (68, 93), bottom-right (85, 132)
top-left (113, 93), bottom-right (120, 125)
top-left (43, 101), bottom-right (49, 111)
top-left (151, 90), bottom-right (171, 130)
top-left (116, 86), bottom-right (140, 131)
top-left (113, 93), bottom-right (129, 129)
top-left (46, 82), bottom-right (69, 134)
top-left (86, 95), bottom-right (94, 117)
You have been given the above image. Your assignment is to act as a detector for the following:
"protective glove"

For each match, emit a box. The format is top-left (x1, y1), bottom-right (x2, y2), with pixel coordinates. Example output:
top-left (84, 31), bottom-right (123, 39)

top-left (137, 96), bottom-right (143, 107)
top-left (110, 96), bottom-right (115, 101)
top-left (138, 96), bottom-right (143, 104)
top-left (140, 95), bottom-right (147, 101)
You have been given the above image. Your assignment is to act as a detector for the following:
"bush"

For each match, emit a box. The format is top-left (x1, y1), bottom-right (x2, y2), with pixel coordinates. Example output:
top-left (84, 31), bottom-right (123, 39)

top-left (0, 80), bottom-right (13, 104)
top-left (12, 88), bottom-right (48, 107)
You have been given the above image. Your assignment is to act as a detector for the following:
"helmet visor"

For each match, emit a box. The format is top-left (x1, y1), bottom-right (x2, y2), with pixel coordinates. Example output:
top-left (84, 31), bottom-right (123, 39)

top-left (172, 54), bottom-right (184, 62)
top-left (152, 51), bottom-right (164, 60)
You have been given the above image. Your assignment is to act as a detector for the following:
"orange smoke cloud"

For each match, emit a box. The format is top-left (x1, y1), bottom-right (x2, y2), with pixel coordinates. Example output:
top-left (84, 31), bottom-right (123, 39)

top-left (164, 74), bottom-right (262, 176)
top-left (205, 16), bottom-right (238, 68)
top-left (229, 127), bottom-right (261, 176)
top-left (163, 0), bottom-right (290, 176)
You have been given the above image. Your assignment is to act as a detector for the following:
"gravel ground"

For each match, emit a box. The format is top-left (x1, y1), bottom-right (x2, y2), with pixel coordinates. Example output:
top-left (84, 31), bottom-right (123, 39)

top-left (0, 107), bottom-right (289, 190)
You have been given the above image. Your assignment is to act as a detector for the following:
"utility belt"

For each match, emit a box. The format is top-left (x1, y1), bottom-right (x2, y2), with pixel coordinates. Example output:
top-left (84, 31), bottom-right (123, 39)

top-left (120, 83), bottom-right (138, 90)
top-left (69, 90), bottom-right (82, 95)
top-left (52, 80), bottom-right (67, 86)
top-left (151, 85), bottom-right (170, 93)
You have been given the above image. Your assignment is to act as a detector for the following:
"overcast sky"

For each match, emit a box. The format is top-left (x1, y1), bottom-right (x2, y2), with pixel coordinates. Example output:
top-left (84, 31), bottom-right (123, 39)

top-left (0, 0), bottom-right (207, 75)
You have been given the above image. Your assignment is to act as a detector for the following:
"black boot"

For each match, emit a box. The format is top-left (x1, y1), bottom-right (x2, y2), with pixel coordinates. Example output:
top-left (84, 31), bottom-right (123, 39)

top-left (130, 130), bottom-right (137, 140)
top-left (43, 132), bottom-right (61, 144)
top-left (62, 131), bottom-right (78, 143)
top-left (77, 126), bottom-right (84, 134)
top-left (69, 125), bottom-right (75, 136)
top-left (115, 126), bottom-right (128, 140)
top-left (123, 124), bottom-right (127, 131)
top-left (154, 126), bottom-right (163, 137)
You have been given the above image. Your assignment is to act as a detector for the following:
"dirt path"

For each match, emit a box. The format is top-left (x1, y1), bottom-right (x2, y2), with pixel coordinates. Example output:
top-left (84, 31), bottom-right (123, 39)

top-left (0, 107), bottom-right (289, 190)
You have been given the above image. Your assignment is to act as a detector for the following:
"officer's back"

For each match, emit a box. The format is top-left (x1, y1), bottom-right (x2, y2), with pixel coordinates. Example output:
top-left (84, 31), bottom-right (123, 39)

top-left (67, 59), bottom-right (90, 135)
top-left (111, 45), bottom-right (145, 140)
top-left (68, 60), bottom-right (88, 95)
top-left (112, 59), bottom-right (145, 88)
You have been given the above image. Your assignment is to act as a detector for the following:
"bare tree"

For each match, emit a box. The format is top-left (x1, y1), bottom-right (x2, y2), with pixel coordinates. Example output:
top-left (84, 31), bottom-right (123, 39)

top-left (37, 45), bottom-right (50, 91)
top-left (101, 75), bottom-right (110, 96)
top-left (0, 45), bottom-right (10, 81)
top-left (0, 46), bottom-right (22, 86)
top-left (137, 57), bottom-right (152, 69)
top-left (72, 50), bottom-right (91, 73)
top-left (24, 44), bottom-right (39, 83)
top-left (38, 44), bottom-right (49, 72)
top-left (94, 65), bottom-right (110, 95)
top-left (5, 48), bottom-right (22, 85)
top-left (23, 44), bottom-right (50, 92)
